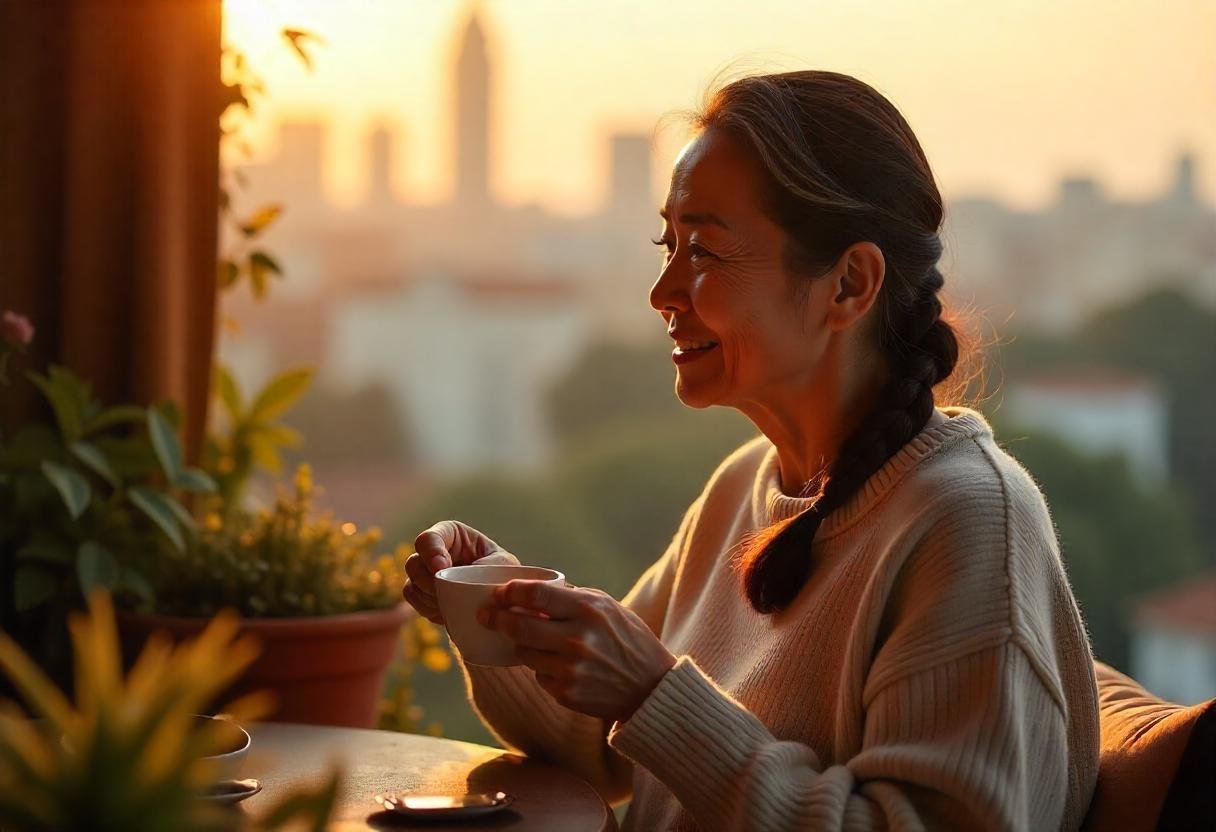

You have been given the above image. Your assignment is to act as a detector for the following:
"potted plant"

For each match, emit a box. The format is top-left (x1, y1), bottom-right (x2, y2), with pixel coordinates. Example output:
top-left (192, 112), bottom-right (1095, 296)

top-left (0, 590), bottom-right (339, 831)
top-left (0, 352), bottom-right (216, 687)
top-left (117, 462), bottom-right (422, 728)
top-left (0, 326), bottom-right (447, 730)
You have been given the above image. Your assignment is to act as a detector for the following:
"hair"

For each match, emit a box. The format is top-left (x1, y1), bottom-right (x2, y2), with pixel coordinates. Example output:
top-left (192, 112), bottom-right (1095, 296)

top-left (692, 70), bottom-right (963, 614)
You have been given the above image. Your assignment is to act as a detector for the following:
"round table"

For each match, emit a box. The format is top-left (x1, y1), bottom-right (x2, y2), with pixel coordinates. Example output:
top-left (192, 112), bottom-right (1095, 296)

top-left (243, 723), bottom-right (618, 831)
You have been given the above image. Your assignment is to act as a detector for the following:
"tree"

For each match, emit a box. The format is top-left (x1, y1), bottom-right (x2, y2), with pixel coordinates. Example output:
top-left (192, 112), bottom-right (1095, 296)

top-left (995, 426), bottom-right (1207, 669)
top-left (999, 287), bottom-right (1216, 554)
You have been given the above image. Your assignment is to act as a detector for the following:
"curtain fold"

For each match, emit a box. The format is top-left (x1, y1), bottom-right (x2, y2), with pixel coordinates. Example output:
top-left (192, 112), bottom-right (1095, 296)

top-left (1, 0), bottom-right (222, 461)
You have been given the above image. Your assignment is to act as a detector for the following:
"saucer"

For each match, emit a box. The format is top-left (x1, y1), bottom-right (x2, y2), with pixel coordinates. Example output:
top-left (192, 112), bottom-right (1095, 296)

top-left (202, 778), bottom-right (262, 805)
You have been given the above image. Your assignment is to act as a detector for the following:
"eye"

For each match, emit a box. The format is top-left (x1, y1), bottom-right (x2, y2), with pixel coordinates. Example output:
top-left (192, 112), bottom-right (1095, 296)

top-left (688, 243), bottom-right (715, 261)
top-left (651, 236), bottom-right (674, 261)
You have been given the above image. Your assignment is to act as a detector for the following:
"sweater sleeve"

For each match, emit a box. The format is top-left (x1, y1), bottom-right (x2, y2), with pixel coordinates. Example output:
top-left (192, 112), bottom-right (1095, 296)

top-left (454, 496), bottom-right (705, 805)
top-left (608, 443), bottom-right (1088, 831)
top-left (607, 641), bottom-right (1070, 831)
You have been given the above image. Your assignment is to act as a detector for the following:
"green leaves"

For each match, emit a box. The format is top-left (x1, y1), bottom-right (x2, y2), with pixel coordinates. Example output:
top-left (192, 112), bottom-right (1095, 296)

top-left (41, 461), bottom-right (90, 519)
top-left (76, 542), bottom-right (118, 594)
top-left (281, 27), bottom-right (323, 71)
top-left (218, 258), bottom-right (240, 290)
top-left (147, 407), bottom-right (184, 481)
top-left (173, 468), bottom-right (217, 493)
top-left (215, 365), bottom-right (243, 419)
top-left (147, 407), bottom-right (215, 493)
top-left (240, 204), bottom-right (282, 237)
top-left (86, 405), bottom-right (146, 435)
top-left (28, 366), bottom-right (97, 442)
top-left (69, 441), bottom-right (118, 488)
top-left (249, 250), bottom-right (282, 298)
top-left (250, 367), bottom-right (312, 422)
top-left (128, 487), bottom-right (187, 552)
top-left (14, 567), bottom-right (58, 612)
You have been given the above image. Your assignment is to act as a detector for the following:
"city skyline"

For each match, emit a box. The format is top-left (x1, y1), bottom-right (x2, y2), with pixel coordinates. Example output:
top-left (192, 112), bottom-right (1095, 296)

top-left (222, 0), bottom-right (1216, 216)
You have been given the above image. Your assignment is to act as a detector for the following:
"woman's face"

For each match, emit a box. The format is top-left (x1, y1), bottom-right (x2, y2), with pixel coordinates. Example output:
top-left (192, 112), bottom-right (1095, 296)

top-left (650, 128), bottom-right (839, 411)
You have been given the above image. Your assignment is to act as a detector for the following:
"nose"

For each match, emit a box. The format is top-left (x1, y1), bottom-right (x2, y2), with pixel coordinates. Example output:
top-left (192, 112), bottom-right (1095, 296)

top-left (649, 257), bottom-right (691, 317)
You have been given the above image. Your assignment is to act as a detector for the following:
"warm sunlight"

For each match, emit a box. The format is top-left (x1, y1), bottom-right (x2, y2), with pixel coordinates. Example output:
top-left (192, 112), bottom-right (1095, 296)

top-left (219, 0), bottom-right (1216, 214)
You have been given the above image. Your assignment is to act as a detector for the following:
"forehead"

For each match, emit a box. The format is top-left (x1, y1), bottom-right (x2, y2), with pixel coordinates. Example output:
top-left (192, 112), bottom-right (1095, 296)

top-left (664, 129), bottom-right (763, 220)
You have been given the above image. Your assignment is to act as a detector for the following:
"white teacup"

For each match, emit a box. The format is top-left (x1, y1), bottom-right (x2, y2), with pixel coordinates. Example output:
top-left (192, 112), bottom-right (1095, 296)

top-left (435, 564), bottom-right (566, 667)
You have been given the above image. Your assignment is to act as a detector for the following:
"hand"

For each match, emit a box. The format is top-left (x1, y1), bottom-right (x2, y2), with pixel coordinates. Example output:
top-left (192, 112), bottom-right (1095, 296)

top-left (402, 520), bottom-right (520, 625)
top-left (479, 580), bottom-right (677, 723)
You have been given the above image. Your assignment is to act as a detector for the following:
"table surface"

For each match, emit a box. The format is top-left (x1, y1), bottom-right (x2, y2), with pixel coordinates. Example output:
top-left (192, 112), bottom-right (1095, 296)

top-left (243, 722), bottom-right (617, 831)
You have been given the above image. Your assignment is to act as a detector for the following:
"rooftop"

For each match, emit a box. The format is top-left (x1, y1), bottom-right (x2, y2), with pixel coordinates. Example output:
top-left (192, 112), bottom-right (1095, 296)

top-left (1134, 572), bottom-right (1216, 634)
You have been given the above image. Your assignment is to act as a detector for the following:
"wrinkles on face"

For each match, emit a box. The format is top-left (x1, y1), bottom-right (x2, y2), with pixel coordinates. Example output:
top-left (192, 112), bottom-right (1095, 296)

top-left (653, 127), bottom-right (833, 412)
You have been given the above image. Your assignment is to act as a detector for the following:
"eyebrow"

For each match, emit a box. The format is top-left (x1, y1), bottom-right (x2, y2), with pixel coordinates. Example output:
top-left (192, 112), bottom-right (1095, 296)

top-left (658, 208), bottom-right (731, 231)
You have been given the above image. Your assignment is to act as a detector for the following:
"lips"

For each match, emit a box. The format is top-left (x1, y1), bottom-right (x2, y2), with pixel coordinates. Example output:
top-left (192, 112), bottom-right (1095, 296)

top-left (674, 338), bottom-right (717, 352)
top-left (670, 336), bottom-right (719, 365)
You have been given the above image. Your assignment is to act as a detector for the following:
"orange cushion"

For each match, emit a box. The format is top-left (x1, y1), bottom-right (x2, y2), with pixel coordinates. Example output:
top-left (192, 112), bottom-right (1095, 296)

top-left (1082, 661), bottom-right (1215, 831)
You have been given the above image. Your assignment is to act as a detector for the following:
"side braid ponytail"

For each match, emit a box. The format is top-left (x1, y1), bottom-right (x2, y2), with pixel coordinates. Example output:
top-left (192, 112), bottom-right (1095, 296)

top-left (695, 71), bottom-right (965, 614)
top-left (742, 264), bottom-right (959, 614)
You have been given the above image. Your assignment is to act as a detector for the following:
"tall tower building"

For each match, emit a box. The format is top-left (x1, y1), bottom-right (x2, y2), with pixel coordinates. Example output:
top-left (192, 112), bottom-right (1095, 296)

top-left (608, 133), bottom-right (653, 216)
top-left (454, 7), bottom-right (491, 207)
top-left (1171, 151), bottom-right (1196, 205)
top-left (367, 123), bottom-right (397, 205)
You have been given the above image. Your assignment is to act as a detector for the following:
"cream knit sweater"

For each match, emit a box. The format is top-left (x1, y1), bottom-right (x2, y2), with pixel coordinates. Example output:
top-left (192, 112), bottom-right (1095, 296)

top-left (457, 407), bottom-right (1100, 831)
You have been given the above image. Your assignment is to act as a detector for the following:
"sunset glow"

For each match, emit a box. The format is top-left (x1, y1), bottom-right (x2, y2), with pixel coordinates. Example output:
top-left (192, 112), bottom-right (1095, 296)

top-left (222, 0), bottom-right (1216, 215)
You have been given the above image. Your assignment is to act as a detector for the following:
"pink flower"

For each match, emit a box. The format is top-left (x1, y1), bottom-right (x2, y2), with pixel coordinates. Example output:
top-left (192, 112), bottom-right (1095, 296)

top-left (1, 310), bottom-right (34, 346)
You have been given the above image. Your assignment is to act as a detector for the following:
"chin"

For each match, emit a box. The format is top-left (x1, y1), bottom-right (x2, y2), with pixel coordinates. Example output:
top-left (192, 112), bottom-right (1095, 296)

top-left (674, 377), bottom-right (725, 409)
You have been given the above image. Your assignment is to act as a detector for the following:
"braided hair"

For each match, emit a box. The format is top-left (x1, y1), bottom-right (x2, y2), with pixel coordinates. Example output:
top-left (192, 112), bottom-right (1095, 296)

top-left (693, 71), bottom-right (962, 614)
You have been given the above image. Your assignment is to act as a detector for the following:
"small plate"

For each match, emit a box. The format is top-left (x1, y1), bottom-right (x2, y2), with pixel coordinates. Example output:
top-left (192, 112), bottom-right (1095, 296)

top-left (374, 791), bottom-right (515, 819)
top-left (202, 778), bottom-right (262, 805)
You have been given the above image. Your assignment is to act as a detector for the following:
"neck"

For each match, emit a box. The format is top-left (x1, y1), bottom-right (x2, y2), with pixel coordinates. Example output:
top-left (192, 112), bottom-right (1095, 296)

top-left (736, 350), bottom-right (890, 497)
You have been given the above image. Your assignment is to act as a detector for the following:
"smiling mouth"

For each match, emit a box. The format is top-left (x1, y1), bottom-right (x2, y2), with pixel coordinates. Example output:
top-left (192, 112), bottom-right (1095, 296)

top-left (674, 338), bottom-right (717, 352)
top-left (671, 339), bottom-right (719, 362)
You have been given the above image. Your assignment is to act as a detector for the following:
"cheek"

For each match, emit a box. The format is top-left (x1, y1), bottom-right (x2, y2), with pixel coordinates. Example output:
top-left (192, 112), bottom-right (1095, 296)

top-left (689, 270), bottom-right (798, 375)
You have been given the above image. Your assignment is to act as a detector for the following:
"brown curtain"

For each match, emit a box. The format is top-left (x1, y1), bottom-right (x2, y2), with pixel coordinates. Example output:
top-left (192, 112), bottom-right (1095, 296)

top-left (0, 0), bottom-right (222, 461)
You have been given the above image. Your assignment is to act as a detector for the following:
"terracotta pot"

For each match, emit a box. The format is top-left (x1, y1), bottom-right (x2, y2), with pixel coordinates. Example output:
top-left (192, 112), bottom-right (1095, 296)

top-left (117, 604), bottom-right (410, 728)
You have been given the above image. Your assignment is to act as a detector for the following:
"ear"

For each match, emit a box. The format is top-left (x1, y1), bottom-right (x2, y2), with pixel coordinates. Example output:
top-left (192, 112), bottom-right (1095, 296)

top-left (825, 241), bottom-right (885, 332)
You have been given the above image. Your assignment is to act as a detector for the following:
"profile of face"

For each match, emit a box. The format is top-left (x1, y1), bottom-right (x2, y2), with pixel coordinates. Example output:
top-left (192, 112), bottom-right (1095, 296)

top-left (650, 128), bottom-right (884, 414)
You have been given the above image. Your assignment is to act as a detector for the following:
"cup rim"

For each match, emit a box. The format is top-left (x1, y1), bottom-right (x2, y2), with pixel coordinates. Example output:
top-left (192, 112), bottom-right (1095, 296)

top-left (193, 714), bottom-right (251, 760)
top-left (435, 564), bottom-right (565, 586)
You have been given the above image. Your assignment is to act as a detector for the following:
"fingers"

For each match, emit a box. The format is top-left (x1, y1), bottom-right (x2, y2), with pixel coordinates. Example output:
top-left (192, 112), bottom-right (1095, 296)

top-left (514, 645), bottom-right (567, 677)
top-left (401, 581), bottom-right (443, 625)
top-left (404, 551), bottom-right (437, 595)
top-left (491, 580), bottom-right (590, 621)
top-left (414, 520), bottom-right (507, 573)
top-left (480, 605), bottom-right (574, 652)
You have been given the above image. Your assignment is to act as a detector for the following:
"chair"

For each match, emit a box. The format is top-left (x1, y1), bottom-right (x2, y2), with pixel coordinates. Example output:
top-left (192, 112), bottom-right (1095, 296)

top-left (1082, 661), bottom-right (1215, 831)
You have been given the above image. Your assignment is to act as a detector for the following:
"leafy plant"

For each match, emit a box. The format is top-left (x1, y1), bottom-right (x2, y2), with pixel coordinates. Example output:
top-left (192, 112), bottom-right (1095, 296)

top-left (147, 464), bottom-right (406, 618)
top-left (203, 365), bottom-right (313, 513)
top-left (216, 26), bottom-right (317, 301)
top-left (0, 365), bottom-right (216, 617)
top-left (0, 591), bottom-right (340, 831)
top-left (378, 618), bottom-right (452, 736)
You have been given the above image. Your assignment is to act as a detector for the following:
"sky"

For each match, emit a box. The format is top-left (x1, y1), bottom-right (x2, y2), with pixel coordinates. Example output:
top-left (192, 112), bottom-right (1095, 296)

top-left (222, 0), bottom-right (1216, 216)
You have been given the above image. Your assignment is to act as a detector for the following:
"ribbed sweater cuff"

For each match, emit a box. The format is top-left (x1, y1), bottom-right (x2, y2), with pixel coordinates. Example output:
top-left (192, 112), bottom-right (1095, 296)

top-left (608, 655), bottom-right (802, 819)
top-left (459, 650), bottom-right (613, 757)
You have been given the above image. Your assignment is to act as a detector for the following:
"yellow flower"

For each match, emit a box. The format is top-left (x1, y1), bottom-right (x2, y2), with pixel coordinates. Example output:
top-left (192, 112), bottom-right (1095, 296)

top-left (421, 648), bottom-right (452, 673)
top-left (294, 463), bottom-right (314, 497)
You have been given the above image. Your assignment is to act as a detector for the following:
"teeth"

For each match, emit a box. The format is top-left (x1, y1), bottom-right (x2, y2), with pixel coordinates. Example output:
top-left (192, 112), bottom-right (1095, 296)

top-left (675, 339), bottom-right (716, 350)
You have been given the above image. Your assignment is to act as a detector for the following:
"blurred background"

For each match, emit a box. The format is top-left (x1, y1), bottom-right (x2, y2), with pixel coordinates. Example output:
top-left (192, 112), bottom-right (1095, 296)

top-left (4, 0), bottom-right (1214, 746)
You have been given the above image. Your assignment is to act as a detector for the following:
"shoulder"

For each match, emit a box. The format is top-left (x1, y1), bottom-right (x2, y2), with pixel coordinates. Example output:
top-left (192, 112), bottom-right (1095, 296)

top-left (880, 410), bottom-right (1056, 553)
top-left (877, 418), bottom-right (1086, 706)
top-left (700, 432), bottom-right (771, 501)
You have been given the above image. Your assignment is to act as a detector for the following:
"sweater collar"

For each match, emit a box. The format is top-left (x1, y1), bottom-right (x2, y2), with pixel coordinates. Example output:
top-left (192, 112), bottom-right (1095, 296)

top-left (749, 406), bottom-right (992, 538)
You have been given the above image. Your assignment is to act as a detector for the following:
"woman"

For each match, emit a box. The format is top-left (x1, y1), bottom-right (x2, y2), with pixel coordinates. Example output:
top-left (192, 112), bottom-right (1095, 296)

top-left (402, 71), bottom-right (1099, 831)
